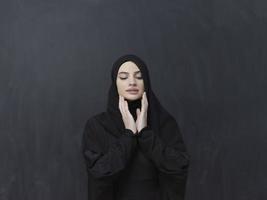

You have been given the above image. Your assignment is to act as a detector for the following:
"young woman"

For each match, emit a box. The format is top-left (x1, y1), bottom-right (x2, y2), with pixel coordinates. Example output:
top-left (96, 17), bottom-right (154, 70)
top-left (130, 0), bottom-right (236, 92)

top-left (82, 54), bottom-right (190, 200)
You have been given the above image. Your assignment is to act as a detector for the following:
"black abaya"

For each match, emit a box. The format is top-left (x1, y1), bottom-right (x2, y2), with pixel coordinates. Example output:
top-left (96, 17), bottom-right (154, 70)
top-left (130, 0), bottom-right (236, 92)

top-left (82, 54), bottom-right (189, 200)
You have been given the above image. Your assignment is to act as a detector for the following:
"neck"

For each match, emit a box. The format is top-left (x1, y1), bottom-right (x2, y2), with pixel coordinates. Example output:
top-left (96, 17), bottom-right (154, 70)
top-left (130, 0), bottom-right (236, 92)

top-left (126, 98), bottom-right (141, 120)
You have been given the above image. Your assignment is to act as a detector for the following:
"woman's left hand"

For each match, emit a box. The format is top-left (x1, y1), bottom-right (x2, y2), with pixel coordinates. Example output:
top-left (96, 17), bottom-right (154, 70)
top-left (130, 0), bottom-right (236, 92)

top-left (135, 92), bottom-right (148, 133)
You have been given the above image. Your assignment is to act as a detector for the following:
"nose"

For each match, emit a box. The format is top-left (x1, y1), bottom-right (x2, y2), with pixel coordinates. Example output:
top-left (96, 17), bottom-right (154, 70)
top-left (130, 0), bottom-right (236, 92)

top-left (128, 76), bottom-right (137, 86)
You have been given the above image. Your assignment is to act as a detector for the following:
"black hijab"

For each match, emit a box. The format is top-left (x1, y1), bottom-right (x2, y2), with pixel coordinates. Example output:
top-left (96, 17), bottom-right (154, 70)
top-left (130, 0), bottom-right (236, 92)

top-left (99, 54), bottom-right (174, 138)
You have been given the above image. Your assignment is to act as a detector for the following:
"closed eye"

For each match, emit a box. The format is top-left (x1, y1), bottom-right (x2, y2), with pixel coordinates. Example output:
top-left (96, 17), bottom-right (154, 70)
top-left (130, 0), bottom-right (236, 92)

top-left (119, 76), bottom-right (142, 80)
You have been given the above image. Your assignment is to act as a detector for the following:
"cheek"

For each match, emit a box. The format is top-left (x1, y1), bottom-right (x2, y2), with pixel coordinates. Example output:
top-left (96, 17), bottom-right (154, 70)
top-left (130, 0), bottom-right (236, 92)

top-left (116, 80), bottom-right (127, 92)
top-left (138, 81), bottom-right (145, 91)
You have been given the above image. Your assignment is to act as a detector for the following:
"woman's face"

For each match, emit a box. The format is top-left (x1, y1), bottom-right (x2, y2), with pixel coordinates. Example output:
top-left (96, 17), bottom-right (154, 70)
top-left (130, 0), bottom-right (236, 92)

top-left (116, 61), bottom-right (145, 101)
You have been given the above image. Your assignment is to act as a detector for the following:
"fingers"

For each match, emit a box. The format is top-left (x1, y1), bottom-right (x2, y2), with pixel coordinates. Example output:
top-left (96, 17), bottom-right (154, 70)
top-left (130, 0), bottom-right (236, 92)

top-left (124, 99), bottom-right (131, 115)
top-left (120, 94), bottom-right (146, 117)
top-left (136, 108), bottom-right (141, 124)
top-left (119, 95), bottom-right (131, 116)
top-left (119, 95), bottom-right (125, 116)
top-left (143, 92), bottom-right (148, 105)
top-left (119, 95), bottom-right (122, 113)
top-left (141, 92), bottom-right (148, 113)
top-left (119, 95), bottom-right (137, 133)
top-left (136, 108), bottom-right (141, 116)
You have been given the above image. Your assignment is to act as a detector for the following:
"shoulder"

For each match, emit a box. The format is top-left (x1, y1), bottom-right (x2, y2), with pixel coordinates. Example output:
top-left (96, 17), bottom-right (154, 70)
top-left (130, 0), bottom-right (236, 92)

top-left (84, 112), bottom-right (104, 124)
top-left (82, 112), bottom-right (108, 141)
top-left (159, 111), bottom-right (178, 129)
top-left (82, 112), bottom-right (116, 151)
top-left (83, 112), bottom-right (109, 131)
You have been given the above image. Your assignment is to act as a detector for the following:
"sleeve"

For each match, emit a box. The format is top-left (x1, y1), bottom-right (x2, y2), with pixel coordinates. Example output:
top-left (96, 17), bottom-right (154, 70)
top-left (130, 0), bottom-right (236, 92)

top-left (137, 117), bottom-right (189, 178)
top-left (137, 118), bottom-right (189, 199)
top-left (82, 118), bottom-right (137, 181)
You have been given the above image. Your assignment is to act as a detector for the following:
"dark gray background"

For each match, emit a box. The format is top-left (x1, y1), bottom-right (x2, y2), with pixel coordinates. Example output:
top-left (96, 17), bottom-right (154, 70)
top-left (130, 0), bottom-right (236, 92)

top-left (1, 0), bottom-right (267, 199)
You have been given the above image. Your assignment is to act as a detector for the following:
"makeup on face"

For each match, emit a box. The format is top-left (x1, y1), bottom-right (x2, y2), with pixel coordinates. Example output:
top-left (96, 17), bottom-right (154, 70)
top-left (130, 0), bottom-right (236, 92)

top-left (118, 71), bottom-right (142, 80)
top-left (116, 61), bottom-right (145, 100)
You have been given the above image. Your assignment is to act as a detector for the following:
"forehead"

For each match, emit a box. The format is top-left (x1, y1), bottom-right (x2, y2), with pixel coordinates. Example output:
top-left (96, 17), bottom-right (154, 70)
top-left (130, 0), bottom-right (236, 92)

top-left (118, 61), bottom-right (140, 72)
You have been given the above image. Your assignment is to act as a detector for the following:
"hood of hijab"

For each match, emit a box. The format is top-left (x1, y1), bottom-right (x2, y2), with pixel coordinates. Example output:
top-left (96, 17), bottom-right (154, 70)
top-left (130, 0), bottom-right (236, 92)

top-left (97, 54), bottom-right (173, 137)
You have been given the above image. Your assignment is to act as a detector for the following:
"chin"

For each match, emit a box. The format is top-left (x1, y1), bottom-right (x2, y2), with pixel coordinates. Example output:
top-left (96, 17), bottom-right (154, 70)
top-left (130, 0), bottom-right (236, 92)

top-left (125, 94), bottom-right (142, 101)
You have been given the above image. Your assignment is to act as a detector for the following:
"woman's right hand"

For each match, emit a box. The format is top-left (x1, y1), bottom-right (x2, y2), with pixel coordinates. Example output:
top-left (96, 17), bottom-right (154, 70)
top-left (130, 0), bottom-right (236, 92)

top-left (119, 95), bottom-right (137, 134)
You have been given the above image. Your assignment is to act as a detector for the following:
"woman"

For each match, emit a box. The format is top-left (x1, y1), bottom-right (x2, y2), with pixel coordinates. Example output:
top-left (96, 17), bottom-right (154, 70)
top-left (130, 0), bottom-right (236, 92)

top-left (82, 54), bottom-right (190, 200)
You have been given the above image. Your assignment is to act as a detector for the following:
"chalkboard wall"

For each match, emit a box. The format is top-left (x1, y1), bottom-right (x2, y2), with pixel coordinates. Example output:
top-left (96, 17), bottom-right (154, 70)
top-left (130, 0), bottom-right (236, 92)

top-left (1, 0), bottom-right (267, 199)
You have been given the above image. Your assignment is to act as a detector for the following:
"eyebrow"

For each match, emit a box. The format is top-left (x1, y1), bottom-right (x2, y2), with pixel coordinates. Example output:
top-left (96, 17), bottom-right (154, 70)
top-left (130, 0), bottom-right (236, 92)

top-left (118, 71), bottom-right (141, 75)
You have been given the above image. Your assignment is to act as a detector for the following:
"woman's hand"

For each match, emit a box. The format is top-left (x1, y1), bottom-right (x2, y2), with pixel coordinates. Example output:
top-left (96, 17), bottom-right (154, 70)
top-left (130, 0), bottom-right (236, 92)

top-left (119, 95), bottom-right (137, 134)
top-left (136, 92), bottom-right (148, 133)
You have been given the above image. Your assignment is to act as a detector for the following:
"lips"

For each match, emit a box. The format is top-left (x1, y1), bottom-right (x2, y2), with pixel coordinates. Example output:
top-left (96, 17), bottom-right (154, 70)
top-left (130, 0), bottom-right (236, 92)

top-left (126, 88), bottom-right (139, 93)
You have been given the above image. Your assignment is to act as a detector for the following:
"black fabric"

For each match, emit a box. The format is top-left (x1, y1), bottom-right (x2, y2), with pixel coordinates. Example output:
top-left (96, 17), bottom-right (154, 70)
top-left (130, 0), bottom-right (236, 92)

top-left (106, 54), bottom-right (171, 136)
top-left (82, 54), bottom-right (190, 200)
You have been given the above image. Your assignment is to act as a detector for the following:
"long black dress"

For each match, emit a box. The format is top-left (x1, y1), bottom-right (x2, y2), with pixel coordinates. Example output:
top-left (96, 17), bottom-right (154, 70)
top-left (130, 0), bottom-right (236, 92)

top-left (82, 54), bottom-right (189, 200)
